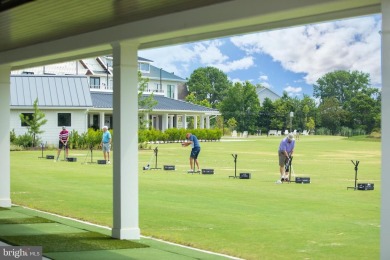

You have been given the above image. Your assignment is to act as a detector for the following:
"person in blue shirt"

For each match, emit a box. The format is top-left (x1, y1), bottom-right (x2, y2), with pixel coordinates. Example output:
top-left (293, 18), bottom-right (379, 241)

top-left (278, 133), bottom-right (295, 181)
top-left (182, 133), bottom-right (201, 173)
top-left (100, 126), bottom-right (112, 164)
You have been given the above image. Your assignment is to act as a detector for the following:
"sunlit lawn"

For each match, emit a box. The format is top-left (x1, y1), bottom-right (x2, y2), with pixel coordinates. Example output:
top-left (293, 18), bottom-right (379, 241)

top-left (10, 135), bottom-right (380, 260)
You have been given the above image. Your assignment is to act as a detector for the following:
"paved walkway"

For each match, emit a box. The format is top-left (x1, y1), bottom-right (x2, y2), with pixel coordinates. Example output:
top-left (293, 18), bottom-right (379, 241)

top-left (0, 206), bottom-right (240, 260)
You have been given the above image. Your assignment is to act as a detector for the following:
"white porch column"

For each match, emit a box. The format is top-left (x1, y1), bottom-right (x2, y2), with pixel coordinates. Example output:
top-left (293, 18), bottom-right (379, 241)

top-left (206, 116), bottom-right (210, 129)
top-left (183, 115), bottom-right (187, 129)
top-left (169, 115), bottom-right (174, 129)
top-left (174, 115), bottom-right (179, 128)
top-left (381, 1), bottom-right (390, 258)
top-left (193, 115), bottom-right (198, 129)
top-left (89, 114), bottom-right (93, 127)
top-left (162, 113), bottom-right (168, 132)
top-left (200, 115), bottom-right (205, 129)
top-left (111, 41), bottom-right (140, 240)
top-left (85, 111), bottom-right (89, 132)
top-left (99, 112), bottom-right (105, 129)
top-left (0, 65), bottom-right (11, 207)
top-left (153, 116), bottom-right (160, 130)
top-left (144, 112), bottom-right (149, 129)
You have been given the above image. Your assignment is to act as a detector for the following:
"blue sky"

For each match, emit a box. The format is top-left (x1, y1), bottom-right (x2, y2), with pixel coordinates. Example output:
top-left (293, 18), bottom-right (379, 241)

top-left (139, 14), bottom-right (382, 99)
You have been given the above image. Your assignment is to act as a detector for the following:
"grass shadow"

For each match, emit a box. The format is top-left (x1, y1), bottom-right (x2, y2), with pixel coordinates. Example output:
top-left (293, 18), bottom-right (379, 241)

top-left (0, 232), bottom-right (149, 253)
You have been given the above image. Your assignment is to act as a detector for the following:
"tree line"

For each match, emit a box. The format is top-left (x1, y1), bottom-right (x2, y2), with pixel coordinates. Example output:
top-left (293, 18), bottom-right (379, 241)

top-left (13, 67), bottom-right (381, 149)
top-left (186, 67), bottom-right (381, 135)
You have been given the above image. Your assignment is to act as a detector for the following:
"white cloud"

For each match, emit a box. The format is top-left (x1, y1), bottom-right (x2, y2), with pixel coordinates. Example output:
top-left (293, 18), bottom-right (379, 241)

top-left (213, 56), bottom-right (255, 73)
top-left (140, 39), bottom-right (256, 78)
top-left (259, 75), bottom-right (268, 81)
top-left (230, 78), bottom-right (243, 84)
top-left (139, 45), bottom-right (197, 78)
top-left (260, 81), bottom-right (271, 88)
top-left (284, 86), bottom-right (302, 95)
top-left (230, 15), bottom-right (382, 86)
top-left (193, 40), bottom-right (228, 64)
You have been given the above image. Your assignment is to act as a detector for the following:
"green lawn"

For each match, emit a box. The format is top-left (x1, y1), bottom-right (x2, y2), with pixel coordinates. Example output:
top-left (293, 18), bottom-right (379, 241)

top-left (10, 135), bottom-right (380, 260)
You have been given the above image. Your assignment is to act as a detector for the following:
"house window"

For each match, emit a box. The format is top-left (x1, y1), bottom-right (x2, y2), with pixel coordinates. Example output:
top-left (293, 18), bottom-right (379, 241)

top-left (155, 83), bottom-right (162, 92)
top-left (167, 85), bottom-right (175, 98)
top-left (139, 63), bottom-right (150, 73)
top-left (90, 77), bottom-right (100, 89)
top-left (58, 113), bottom-right (71, 127)
top-left (20, 113), bottom-right (33, 126)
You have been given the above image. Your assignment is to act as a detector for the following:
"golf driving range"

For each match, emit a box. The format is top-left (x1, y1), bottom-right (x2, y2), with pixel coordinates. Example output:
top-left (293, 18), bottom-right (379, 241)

top-left (9, 135), bottom-right (380, 259)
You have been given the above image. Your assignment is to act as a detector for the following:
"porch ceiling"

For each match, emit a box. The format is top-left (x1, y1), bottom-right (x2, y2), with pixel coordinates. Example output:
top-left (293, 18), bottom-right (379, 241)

top-left (0, 0), bottom-right (380, 69)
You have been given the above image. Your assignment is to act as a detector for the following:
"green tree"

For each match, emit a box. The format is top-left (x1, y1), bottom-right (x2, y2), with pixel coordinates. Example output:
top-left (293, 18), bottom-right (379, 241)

top-left (313, 70), bottom-right (380, 133)
top-left (306, 117), bottom-right (315, 132)
top-left (185, 92), bottom-right (212, 108)
top-left (187, 67), bottom-right (231, 108)
top-left (19, 98), bottom-right (47, 147)
top-left (270, 92), bottom-right (294, 131)
top-left (258, 97), bottom-right (275, 132)
top-left (227, 117), bottom-right (237, 132)
top-left (297, 95), bottom-right (317, 131)
top-left (318, 97), bottom-right (347, 134)
top-left (219, 81), bottom-right (260, 133)
top-left (313, 70), bottom-right (371, 104)
top-left (348, 92), bottom-right (381, 133)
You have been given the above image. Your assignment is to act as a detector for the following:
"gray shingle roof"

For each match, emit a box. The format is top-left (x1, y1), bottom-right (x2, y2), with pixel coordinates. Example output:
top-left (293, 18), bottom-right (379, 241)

top-left (90, 91), bottom-right (219, 114)
top-left (10, 75), bottom-right (93, 108)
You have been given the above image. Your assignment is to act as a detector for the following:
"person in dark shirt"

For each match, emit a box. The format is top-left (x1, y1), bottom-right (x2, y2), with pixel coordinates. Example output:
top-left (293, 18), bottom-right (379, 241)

top-left (182, 133), bottom-right (201, 173)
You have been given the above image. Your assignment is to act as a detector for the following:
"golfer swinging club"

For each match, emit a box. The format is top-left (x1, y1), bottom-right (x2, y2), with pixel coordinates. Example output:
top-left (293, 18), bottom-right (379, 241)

top-left (182, 133), bottom-right (201, 173)
top-left (56, 126), bottom-right (69, 161)
top-left (278, 133), bottom-right (295, 182)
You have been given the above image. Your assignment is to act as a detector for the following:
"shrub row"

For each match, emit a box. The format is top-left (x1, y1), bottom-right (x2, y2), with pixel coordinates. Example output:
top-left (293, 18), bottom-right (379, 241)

top-left (11, 128), bottom-right (222, 149)
top-left (139, 128), bottom-right (222, 143)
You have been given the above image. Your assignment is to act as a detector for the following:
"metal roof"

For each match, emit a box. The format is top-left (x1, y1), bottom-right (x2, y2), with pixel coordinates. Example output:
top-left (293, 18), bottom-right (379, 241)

top-left (90, 91), bottom-right (219, 114)
top-left (142, 64), bottom-right (187, 82)
top-left (90, 91), bottom-right (112, 109)
top-left (10, 75), bottom-right (93, 108)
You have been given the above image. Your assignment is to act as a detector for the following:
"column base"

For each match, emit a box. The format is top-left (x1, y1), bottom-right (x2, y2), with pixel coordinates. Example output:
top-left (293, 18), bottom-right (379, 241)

top-left (0, 199), bottom-right (12, 207)
top-left (112, 227), bottom-right (140, 240)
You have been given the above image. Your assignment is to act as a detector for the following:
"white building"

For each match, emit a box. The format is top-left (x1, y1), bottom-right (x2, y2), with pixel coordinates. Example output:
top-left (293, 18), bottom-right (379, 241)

top-left (10, 57), bottom-right (219, 145)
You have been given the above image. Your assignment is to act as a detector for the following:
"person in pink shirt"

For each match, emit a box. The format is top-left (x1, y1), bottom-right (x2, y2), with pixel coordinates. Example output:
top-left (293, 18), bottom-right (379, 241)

top-left (56, 126), bottom-right (69, 161)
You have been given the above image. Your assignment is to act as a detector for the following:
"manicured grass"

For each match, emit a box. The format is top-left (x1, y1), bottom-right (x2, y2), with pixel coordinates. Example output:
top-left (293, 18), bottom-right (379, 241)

top-left (0, 216), bottom-right (54, 224)
top-left (0, 232), bottom-right (148, 253)
top-left (10, 135), bottom-right (380, 260)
